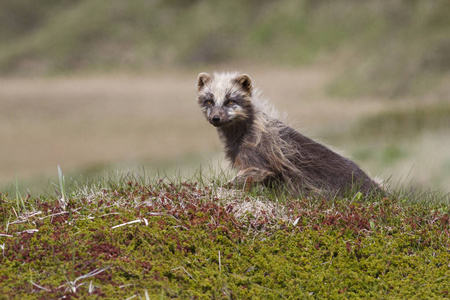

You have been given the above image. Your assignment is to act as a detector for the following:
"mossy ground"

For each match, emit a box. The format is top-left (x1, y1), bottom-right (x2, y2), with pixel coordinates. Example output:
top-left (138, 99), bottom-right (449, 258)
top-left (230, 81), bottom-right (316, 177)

top-left (1, 178), bottom-right (449, 299)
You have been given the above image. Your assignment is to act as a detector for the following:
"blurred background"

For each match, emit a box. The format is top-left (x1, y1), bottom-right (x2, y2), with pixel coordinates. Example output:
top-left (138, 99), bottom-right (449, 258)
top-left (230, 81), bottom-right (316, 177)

top-left (1, 0), bottom-right (449, 195)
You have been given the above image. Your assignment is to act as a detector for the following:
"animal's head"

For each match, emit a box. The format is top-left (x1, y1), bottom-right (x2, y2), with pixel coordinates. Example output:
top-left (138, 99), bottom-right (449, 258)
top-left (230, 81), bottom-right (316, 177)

top-left (197, 72), bottom-right (253, 127)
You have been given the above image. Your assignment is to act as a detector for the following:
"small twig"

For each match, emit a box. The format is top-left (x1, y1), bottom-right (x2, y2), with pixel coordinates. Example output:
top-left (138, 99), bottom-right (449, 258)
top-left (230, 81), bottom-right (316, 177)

top-left (17, 229), bottom-right (39, 235)
top-left (18, 211), bottom-right (43, 219)
top-left (88, 280), bottom-right (95, 294)
top-left (78, 215), bottom-right (95, 221)
top-left (172, 225), bottom-right (189, 230)
top-left (39, 211), bottom-right (68, 220)
top-left (148, 212), bottom-right (165, 216)
top-left (8, 219), bottom-right (27, 225)
top-left (59, 267), bottom-right (110, 293)
top-left (111, 219), bottom-right (144, 229)
top-left (31, 280), bottom-right (51, 292)
top-left (171, 266), bottom-right (196, 281)
top-left (77, 268), bottom-right (110, 283)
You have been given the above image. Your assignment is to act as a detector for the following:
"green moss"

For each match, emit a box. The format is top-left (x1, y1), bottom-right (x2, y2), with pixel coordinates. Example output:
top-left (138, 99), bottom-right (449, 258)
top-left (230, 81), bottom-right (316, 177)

top-left (0, 181), bottom-right (449, 298)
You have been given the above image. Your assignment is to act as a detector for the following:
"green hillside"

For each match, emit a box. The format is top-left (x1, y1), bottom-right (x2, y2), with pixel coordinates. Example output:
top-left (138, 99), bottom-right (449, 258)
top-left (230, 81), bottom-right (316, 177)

top-left (1, 173), bottom-right (449, 298)
top-left (1, 0), bottom-right (449, 96)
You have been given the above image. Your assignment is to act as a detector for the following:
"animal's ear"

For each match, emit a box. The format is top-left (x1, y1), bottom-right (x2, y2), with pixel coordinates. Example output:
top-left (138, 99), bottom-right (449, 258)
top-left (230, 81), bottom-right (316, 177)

top-left (197, 73), bottom-right (211, 91)
top-left (234, 74), bottom-right (252, 94)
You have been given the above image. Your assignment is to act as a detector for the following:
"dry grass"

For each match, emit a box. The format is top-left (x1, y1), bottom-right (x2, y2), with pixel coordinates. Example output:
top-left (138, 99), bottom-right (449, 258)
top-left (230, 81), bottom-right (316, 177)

top-left (1, 66), bottom-right (449, 193)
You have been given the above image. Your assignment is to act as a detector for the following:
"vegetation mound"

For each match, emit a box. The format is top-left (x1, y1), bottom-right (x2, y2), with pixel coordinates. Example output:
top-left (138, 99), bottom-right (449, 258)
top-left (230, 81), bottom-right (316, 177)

top-left (1, 173), bottom-right (449, 298)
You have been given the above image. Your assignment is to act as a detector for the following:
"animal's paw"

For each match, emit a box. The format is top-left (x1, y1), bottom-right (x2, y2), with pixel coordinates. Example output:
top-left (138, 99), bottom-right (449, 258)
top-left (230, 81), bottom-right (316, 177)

top-left (225, 176), bottom-right (254, 192)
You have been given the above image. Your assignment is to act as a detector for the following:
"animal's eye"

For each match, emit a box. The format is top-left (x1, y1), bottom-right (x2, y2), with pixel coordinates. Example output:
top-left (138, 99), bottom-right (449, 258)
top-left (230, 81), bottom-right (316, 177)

top-left (204, 99), bottom-right (214, 106)
top-left (226, 100), bottom-right (235, 106)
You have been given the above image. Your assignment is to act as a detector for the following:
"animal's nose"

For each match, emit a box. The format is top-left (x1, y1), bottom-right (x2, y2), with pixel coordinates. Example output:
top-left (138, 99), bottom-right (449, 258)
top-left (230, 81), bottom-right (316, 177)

top-left (212, 115), bottom-right (220, 123)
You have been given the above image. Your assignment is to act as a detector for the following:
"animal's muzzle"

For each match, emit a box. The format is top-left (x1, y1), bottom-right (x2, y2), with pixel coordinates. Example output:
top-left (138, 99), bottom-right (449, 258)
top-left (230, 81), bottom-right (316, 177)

top-left (208, 107), bottom-right (229, 127)
top-left (211, 115), bottom-right (221, 124)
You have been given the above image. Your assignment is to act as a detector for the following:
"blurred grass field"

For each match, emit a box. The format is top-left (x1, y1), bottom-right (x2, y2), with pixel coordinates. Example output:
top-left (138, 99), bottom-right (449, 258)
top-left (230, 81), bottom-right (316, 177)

top-left (0, 0), bottom-right (449, 194)
top-left (1, 65), bottom-right (449, 194)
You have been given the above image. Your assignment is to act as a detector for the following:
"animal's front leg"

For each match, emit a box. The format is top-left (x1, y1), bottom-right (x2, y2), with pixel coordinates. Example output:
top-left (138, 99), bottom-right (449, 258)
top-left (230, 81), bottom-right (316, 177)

top-left (227, 167), bottom-right (274, 191)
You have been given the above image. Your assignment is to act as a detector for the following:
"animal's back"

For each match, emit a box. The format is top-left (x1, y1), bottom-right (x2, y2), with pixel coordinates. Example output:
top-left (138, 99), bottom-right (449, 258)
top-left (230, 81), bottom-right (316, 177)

top-left (278, 124), bottom-right (378, 195)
